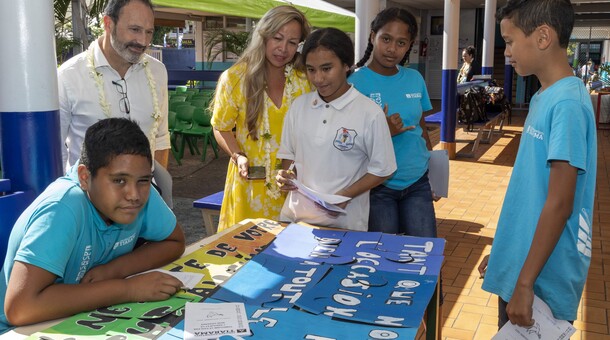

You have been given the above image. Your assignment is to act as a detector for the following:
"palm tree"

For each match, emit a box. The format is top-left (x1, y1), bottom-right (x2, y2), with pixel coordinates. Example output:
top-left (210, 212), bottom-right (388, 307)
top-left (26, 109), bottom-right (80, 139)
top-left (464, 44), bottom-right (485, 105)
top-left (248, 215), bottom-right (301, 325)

top-left (54, 0), bottom-right (107, 58)
top-left (203, 29), bottom-right (249, 69)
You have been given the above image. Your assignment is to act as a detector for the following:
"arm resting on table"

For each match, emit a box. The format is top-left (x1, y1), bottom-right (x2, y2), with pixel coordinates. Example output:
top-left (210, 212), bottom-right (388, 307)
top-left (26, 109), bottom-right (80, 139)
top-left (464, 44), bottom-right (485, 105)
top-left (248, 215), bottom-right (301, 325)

top-left (4, 224), bottom-right (186, 327)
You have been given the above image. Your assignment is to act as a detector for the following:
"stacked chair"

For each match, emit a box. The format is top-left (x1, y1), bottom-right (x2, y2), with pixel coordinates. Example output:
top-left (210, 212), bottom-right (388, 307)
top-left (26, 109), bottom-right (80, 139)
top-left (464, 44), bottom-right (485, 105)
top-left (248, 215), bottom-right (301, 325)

top-left (167, 88), bottom-right (219, 165)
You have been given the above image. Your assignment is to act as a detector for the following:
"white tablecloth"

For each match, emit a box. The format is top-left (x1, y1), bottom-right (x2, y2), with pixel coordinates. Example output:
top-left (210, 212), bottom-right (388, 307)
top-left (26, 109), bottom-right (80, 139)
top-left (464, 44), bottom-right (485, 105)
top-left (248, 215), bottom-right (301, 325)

top-left (591, 93), bottom-right (610, 123)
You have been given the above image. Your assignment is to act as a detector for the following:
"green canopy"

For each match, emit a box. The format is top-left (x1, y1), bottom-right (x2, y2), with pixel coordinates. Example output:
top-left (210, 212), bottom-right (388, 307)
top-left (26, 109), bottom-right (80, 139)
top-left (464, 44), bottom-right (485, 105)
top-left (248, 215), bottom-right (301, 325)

top-left (152, 0), bottom-right (356, 32)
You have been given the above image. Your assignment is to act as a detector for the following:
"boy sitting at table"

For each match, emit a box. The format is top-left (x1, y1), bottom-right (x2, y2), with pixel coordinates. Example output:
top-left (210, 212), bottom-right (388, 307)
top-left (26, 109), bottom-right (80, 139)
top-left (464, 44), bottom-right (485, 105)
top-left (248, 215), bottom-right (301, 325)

top-left (0, 118), bottom-right (185, 333)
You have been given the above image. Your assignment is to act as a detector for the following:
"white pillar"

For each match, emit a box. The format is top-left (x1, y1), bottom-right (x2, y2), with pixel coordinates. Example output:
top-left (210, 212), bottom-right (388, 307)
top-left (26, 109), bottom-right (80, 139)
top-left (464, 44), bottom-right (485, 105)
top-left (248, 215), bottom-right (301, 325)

top-left (0, 0), bottom-right (62, 195)
top-left (1, 0), bottom-right (58, 113)
top-left (439, 0), bottom-right (461, 159)
top-left (481, 0), bottom-right (497, 74)
top-left (355, 0), bottom-right (381, 63)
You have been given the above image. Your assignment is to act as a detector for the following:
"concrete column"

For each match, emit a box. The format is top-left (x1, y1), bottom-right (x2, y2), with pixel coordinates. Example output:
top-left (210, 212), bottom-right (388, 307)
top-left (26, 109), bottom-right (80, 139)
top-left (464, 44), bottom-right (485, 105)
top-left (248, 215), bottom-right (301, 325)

top-left (195, 21), bottom-right (203, 70)
top-left (481, 0), bottom-right (497, 75)
top-left (439, 0), bottom-right (460, 159)
top-left (0, 0), bottom-right (63, 197)
top-left (355, 0), bottom-right (381, 63)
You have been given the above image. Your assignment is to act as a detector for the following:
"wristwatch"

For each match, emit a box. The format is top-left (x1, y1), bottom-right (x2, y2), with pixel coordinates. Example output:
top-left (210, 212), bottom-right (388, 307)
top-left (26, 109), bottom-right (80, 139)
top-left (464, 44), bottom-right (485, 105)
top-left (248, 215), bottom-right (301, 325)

top-left (231, 151), bottom-right (247, 164)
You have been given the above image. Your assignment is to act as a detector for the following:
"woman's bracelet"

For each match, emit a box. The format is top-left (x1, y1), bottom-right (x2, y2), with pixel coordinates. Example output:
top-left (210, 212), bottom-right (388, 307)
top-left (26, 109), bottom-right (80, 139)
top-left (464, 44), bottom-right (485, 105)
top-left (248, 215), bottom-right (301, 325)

top-left (231, 151), bottom-right (247, 164)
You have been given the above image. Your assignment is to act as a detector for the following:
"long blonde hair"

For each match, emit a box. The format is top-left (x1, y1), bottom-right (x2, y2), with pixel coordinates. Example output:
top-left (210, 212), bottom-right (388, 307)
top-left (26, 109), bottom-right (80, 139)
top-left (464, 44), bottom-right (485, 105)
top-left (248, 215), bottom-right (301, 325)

top-left (238, 6), bottom-right (310, 140)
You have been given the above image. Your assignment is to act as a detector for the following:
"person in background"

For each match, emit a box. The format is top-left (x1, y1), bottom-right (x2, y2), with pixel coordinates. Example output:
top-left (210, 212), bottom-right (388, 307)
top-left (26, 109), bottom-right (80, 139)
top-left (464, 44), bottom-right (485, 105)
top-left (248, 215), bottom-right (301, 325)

top-left (479, 0), bottom-right (596, 328)
top-left (276, 27), bottom-right (396, 231)
top-left (580, 59), bottom-right (594, 82)
top-left (349, 7), bottom-right (437, 237)
top-left (457, 45), bottom-right (478, 83)
top-left (211, 6), bottom-right (311, 232)
top-left (58, 0), bottom-right (173, 207)
top-left (0, 118), bottom-right (185, 333)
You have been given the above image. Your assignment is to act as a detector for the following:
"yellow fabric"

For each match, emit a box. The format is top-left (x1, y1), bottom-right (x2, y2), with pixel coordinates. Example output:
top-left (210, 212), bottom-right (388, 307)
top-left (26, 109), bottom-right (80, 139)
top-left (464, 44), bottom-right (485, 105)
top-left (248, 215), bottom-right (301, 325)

top-left (211, 63), bottom-right (311, 232)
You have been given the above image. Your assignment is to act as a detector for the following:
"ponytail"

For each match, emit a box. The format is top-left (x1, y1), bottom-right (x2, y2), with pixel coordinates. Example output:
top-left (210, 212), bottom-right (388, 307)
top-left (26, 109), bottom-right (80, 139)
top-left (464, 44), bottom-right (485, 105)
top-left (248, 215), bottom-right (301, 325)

top-left (356, 42), bottom-right (374, 68)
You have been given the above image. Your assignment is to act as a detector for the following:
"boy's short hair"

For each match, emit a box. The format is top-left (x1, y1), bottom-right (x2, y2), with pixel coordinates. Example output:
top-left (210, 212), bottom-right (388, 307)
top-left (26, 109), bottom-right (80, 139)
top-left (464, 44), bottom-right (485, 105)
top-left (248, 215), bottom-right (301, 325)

top-left (80, 118), bottom-right (152, 177)
top-left (496, 0), bottom-right (574, 48)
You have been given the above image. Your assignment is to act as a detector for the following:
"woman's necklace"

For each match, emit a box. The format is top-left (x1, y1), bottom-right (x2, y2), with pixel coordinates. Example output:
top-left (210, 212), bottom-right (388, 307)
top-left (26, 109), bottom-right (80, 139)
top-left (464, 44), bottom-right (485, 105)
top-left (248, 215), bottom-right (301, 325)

top-left (87, 47), bottom-right (161, 152)
top-left (261, 64), bottom-right (295, 199)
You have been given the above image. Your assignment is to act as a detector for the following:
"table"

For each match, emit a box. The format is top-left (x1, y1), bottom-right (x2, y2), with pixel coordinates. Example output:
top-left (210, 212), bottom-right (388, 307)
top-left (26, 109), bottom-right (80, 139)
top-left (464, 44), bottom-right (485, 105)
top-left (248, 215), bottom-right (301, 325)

top-left (2, 220), bottom-right (442, 339)
top-left (192, 190), bottom-right (223, 235)
top-left (594, 91), bottom-right (610, 129)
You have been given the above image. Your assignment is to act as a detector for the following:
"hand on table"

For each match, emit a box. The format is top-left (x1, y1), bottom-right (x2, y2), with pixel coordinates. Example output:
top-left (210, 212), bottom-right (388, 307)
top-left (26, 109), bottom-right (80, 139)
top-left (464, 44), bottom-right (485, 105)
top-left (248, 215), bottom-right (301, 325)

top-left (126, 271), bottom-right (184, 302)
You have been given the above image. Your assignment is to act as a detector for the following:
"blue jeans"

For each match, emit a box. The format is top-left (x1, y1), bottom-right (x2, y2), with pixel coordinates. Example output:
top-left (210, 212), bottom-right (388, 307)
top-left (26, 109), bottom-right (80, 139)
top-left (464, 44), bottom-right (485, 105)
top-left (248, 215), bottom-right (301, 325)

top-left (368, 172), bottom-right (437, 237)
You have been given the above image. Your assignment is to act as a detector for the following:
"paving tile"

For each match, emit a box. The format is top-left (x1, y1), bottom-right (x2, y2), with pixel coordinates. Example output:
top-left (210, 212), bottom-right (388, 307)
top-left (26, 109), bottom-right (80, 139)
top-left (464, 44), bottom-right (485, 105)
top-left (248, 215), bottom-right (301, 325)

top-left (422, 111), bottom-right (610, 338)
top-left (580, 305), bottom-right (607, 325)
top-left (453, 311), bottom-right (482, 331)
top-left (473, 323), bottom-right (498, 340)
top-left (440, 326), bottom-right (475, 340)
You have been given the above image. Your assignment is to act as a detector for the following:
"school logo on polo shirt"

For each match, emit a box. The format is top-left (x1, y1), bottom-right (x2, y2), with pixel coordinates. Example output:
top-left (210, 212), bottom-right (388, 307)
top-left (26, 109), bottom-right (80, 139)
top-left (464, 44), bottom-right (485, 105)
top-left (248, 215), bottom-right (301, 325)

top-left (333, 127), bottom-right (357, 151)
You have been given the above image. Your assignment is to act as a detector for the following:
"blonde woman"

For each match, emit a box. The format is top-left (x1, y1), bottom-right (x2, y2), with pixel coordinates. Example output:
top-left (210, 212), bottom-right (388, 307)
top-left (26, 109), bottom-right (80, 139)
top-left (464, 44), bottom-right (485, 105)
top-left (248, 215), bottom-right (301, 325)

top-left (211, 6), bottom-right (311, 232)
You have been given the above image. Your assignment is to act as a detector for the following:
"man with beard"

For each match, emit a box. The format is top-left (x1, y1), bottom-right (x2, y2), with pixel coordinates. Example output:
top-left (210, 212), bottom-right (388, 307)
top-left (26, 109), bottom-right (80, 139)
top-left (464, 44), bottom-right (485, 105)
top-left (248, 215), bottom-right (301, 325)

top-left (58, 0), bottom-right (173, 207)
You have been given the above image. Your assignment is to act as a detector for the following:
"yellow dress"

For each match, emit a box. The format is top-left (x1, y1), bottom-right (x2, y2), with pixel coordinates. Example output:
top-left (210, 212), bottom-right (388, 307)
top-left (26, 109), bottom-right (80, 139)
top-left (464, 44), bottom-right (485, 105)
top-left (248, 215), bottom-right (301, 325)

top-left (211, 63), bottom-right (311, 231)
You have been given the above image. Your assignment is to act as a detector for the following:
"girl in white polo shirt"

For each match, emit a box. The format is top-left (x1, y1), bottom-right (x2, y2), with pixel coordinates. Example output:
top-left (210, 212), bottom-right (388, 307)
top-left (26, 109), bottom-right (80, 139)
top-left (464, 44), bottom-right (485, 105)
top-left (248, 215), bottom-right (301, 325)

top-left (276, 28), bottom-right (397, 231)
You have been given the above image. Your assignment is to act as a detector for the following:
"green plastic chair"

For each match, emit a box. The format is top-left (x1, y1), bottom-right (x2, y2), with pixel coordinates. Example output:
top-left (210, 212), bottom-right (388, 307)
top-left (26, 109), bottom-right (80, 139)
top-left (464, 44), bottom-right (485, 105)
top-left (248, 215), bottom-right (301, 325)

top-left (189, 99), bottom-right (208, 108)
top-left (167, 110), bottom-right (181, 165)
top-left (181, 107), bottom-right (219, 162)
top-left (173, 105), bottom-right (199, 163)
top-left (190, 94), bottom-right (208, 101)
top-left (169, 95), bottom-right (187, 102)
top-left (170, 100), bottom-right (192, 111)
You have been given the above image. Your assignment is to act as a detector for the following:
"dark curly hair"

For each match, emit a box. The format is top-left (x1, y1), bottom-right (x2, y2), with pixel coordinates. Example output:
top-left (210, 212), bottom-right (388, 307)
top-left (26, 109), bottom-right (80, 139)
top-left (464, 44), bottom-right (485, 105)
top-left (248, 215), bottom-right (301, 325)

top-left (80, 118), bottom-right (152, 177)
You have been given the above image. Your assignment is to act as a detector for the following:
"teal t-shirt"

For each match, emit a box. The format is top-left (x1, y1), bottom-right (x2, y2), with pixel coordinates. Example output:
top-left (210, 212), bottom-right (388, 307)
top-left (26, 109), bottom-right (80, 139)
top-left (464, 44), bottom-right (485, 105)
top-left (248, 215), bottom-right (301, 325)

top-left (482, 76), bottom-right (597, 320)
top-left (0, 164), bottom-right (177, 333)
top-left (349, 66), bottom-right (432, 189)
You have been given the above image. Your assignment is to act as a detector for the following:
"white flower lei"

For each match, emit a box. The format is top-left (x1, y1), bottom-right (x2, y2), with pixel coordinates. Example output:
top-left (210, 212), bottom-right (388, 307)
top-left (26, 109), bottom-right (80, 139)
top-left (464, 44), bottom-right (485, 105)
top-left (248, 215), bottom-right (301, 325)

top-left (87, 48), bottom-right (161, 152)
top-left (262, 64), bottom-right (296, 199)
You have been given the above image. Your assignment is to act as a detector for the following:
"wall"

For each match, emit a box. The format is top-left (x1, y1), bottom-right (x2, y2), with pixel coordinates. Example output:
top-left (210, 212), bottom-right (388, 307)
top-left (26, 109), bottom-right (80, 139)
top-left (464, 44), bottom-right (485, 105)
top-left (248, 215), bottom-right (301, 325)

top-left (424, 9), bottom-right (477, 99)
top-left (162, 48), bottom-right (195, 70)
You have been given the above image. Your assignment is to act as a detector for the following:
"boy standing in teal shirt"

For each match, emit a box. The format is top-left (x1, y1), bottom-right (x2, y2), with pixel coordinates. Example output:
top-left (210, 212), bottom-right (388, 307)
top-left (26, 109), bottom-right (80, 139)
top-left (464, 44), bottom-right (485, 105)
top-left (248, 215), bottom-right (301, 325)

top-left (479, 0), bottom-right (596, 328)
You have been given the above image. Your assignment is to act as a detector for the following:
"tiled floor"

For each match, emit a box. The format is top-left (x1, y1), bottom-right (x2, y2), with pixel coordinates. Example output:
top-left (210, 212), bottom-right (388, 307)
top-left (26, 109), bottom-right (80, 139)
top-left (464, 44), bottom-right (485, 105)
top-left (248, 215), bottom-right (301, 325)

top-left (424, 109), bottom-right (610, 339)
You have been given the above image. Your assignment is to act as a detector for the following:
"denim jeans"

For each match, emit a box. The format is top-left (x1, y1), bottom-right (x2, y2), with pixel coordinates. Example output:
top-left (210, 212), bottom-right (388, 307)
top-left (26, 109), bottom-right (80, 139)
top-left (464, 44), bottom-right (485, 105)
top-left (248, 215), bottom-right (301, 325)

top-left (368, 172), bottom-right (437, 237)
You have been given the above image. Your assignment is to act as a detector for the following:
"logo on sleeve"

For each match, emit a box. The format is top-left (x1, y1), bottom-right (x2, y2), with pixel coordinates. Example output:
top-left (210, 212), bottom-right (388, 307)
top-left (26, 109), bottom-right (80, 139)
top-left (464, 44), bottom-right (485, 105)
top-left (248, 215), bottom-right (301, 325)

top-left (405, 93), bottom-right (422, 99)
top-left (334, 127), bottom-right (357, 151)
top-left (369, 93), bottom-right (383, 107)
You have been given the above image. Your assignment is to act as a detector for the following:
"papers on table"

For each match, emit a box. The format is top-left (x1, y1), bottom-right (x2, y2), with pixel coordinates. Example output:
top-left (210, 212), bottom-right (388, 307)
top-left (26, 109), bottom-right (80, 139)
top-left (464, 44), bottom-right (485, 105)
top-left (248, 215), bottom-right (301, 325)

top-left (128, 269), bottom-right (204, 289)
top-left (184, 302), bottom-right (250, 339)
top-left (493, 295), bottom-right (576, 340)
top-left (154, 270), bottom-right (204, 289)
top-left (428, 150), bottom-right (449, 198)
top-left (289, 178), bottom-right (350, 213)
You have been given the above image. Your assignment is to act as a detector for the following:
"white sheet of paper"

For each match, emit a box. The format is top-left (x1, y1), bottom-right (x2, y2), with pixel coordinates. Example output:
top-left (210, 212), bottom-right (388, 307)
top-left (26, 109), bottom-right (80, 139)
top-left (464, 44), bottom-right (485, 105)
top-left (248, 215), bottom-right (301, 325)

top-left (152, 270), bottom-right (203, 289)
top-left (492, 295), bottom-right (576, 340)
top-left (185, 302), bottom-right (250, 340)
top-left (290, 178), bottom-right (350, 213)
top-left (428, 150), bottom-right (449, 198)
top-left (128, 269), bottom-right (203, 289)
